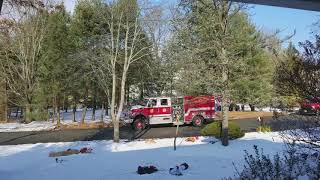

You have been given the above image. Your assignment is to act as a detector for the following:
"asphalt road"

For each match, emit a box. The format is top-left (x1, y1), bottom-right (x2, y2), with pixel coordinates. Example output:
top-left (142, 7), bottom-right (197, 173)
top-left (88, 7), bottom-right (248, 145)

top-left (0, 115), bottom-right (317, 145)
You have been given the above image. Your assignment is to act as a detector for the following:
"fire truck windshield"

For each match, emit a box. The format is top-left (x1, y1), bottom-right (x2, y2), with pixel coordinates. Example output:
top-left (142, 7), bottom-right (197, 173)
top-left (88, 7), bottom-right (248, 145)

top-left (147, 99), bottom-right (157, 107)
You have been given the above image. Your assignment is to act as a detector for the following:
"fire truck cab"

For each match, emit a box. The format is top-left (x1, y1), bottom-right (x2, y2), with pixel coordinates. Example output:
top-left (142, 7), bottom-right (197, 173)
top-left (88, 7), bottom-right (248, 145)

top-left (127, 96), bottom-right (215, 131)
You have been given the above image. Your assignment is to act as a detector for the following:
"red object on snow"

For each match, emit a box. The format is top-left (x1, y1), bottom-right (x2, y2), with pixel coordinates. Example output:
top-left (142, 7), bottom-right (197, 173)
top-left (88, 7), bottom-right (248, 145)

top-left (80, 147), bottom-right (93, 153)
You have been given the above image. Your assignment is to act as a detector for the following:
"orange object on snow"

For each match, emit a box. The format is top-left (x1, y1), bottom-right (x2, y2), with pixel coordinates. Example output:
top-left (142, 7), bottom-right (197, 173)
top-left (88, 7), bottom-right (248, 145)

top-left (185, 137), bottom-right (197, 142)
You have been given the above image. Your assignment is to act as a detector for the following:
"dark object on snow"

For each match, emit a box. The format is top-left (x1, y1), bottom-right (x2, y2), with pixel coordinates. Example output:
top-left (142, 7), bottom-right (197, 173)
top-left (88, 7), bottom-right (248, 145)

top-left (301, 153), bottom-right (308, 160)
top-left (137, 165), bottom-right (158, 175)
top-left (169, 166), bottom-right (183, 176)
top-left (169, 163), bottom-right (189, 176)
top-left (80, 147), bottom-right (93, 153)
top-left (312, 152), bottom-right (319, 158)
top-left (180, 163), bottom-right (189, 170)
top-left (55, 158), bottom-right (65, 163)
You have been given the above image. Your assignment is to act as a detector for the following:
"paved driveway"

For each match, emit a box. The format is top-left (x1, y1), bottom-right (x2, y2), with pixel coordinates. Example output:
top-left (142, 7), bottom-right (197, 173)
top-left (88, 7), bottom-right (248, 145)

top-left (0, 115), bottom-right (316, 145)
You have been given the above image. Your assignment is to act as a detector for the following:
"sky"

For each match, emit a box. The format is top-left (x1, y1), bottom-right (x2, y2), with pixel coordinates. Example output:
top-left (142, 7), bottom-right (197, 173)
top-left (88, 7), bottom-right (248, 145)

top-left (63, 0), bottom-right (320, 49)
top-left (248, 5), bottom-right (320, 49)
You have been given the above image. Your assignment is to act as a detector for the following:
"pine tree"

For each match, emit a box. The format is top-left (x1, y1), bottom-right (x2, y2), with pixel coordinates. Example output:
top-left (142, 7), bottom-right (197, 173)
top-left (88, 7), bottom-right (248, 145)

top-left (40, 3), bottom-right (73, 125)
top-left (170, 0), bottom-right (274, 145)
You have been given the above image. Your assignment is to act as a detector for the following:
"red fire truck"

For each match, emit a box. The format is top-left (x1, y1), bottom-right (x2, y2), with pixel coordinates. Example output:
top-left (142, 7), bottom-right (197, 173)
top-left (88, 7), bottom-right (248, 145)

top-left (299, 97), bottom-right (320, 115)
top-left (126, 96), bottom-right (215, 130)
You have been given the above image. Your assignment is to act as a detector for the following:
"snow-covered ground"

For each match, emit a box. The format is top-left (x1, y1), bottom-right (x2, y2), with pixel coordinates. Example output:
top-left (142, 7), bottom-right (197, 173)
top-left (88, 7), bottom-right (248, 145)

top-left (0, 132), bottom-right (285, 180)
top-left (0, 121), bottom-right (56, 132)
top-left (61, 109), bottom-right (112, 122)
top-left (0, 109), bottom-right (112, 132)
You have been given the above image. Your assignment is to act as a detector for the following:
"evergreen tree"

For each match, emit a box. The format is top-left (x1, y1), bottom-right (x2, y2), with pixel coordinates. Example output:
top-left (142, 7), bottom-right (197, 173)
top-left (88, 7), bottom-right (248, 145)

top-left (275, 38), bottom-right (320, 99)
top-left (170, 0), bottom-right (274, 145)
top-left (40, 4), bottom-right (73, 125)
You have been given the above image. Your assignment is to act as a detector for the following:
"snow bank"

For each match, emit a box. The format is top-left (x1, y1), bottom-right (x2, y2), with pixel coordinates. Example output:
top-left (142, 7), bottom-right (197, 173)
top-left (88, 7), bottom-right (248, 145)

top-left (0, 109), bottom-right (112, 132)
top-left (0, 132), bottom-right (286, 180)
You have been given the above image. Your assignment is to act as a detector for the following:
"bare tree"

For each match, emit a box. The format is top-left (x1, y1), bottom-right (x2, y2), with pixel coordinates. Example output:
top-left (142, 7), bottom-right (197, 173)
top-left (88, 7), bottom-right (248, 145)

top-left (0, 0), bottom-right (48, 122)
top-left (91, 1), bottom-right (150, 142)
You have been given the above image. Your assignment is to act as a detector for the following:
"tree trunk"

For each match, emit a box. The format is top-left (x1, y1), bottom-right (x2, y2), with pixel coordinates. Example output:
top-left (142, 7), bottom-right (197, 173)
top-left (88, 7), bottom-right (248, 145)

top-left (4, 80), bottom-right (8, 123)
top-left (61, 94), bottom-right (65, 121)
top-left (105, 107), bottom-right (109, 116)
top-left (221, 92), bottom-right (229, 146)
top-left (221, 47), bottom-right (229, 146)
top-left (106, 93), bottom-right (110, 116)
top-left (92, 106), bottom-right (96, 121)
top-left (16, 107), bottom-right (19, 119)
top-left (46, 106), bottom-right (50, 121)
top-left (170, 76), bottom-right (173, 96)
top-left (20, 107), bottom-right (23, 120)
top-left (111, 70), bottom-right (118, 142)
top-left (72, 102), bottom-right (76, 122)
top-left (81, 105), bottom-right (87, 124)
top-left (250, 104), bottom-right (255, 111)
top-left (52, 98), bottom-right (55, 123)
top-left (126, 84), bottom-right (130, 105)
top-left (92, 93), bottom-right (96, 121)
top-left (139, 83), bottom-right (144, 100)
top-left (56, 105), bottom-right (61, 126)
top-left (81, 88), bottom-right (89, 124)
top-left (55, 96), bottom-right (60, 126)
top-left (100, 103), bottom-right (104, 122)
top-left (113, 118), bottom-right (120, 142)
top-left (25, 103), bottom-right (32, 123)
top-left (114, 68), bottom-right (129, 143)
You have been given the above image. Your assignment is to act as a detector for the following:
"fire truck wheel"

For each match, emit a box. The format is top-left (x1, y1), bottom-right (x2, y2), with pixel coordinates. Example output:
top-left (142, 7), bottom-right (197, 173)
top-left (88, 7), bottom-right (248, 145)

top-left (133, 118), bottom-right (146, 131)
top-left (192, 116), bottom-right (204, 127)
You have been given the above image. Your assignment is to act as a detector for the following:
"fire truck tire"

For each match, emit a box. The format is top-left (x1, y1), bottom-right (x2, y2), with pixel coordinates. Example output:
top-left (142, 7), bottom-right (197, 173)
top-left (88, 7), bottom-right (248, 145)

top-left (192, 115), bottom-right (204, 127)
top-left (133, 117), bottom-right (146, 131)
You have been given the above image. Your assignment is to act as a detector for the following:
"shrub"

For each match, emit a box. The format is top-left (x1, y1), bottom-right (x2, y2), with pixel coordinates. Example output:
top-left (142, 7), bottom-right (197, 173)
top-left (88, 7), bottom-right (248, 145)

top-left (257, 125), bottom-right (272, 133)
top-left (201, 121), bottom-right (245, 139)
top-left (226, 145), bottom-right (320, 180)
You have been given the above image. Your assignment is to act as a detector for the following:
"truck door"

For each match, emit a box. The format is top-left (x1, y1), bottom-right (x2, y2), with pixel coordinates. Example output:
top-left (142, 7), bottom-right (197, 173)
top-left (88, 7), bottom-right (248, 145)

top-left (148, 98), bottom-right (172, 124)
top-left (145, 98), bottom-right (158, 116)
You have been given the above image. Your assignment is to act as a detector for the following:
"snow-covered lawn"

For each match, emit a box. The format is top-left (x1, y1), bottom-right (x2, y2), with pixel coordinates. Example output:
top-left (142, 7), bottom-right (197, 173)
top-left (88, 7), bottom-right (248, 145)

top-left (0, 109), bottom-right (112, 132)
top-left (0, 121), bottom-right (56, 132)
top-left (0, 132), bottom-right (285, 180)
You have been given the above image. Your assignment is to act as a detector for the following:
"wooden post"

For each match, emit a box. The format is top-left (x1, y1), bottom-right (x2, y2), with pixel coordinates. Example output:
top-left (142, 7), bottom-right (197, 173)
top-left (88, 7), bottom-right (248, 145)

top-left (174, 114), bottom-right (180, 151)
